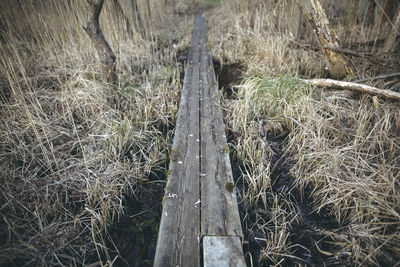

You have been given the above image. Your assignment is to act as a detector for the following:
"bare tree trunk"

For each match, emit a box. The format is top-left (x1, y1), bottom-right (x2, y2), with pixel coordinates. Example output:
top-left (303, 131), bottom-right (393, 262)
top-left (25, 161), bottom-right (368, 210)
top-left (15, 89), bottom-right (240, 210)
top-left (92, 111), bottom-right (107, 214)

top-left (296, 0), bottom-right (353, 79)
top-left (84, 0), bottom-right (117, 84)
top-left (382, 7), bottom-right (400, 53)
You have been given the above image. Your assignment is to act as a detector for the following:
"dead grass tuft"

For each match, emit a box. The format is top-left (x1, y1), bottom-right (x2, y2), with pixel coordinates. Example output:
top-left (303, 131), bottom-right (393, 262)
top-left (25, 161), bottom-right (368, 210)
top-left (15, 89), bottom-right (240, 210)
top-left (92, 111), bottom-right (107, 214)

top-left (0, 0), bottom-right (184, 265)
top-left (1, 0), bottom-right (400, 265)
top-left (209, 0), bottom-right (400, 265)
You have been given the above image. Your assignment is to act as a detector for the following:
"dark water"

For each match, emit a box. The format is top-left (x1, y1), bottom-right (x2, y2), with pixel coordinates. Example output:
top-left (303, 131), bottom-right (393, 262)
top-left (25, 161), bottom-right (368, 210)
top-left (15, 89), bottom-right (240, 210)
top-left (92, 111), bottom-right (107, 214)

top-left (213, 57), bottom-right (245, 98)
top-left (107, 124), bottom-right (172, 266)
top-left (227, 128), bottom-right (350, 266)
top-left (215, 58), bottom-right (347, 265)
top-left (108, 181), bottom-right (164, 267)
top-left (107, 56), bottom-right (347, 266)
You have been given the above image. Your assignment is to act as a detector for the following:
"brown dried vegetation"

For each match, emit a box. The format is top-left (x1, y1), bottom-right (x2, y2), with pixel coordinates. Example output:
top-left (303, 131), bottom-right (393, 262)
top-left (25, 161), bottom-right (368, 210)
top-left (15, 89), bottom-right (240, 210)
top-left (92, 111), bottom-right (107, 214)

top-left (1, 0), bottom-right (400, 266)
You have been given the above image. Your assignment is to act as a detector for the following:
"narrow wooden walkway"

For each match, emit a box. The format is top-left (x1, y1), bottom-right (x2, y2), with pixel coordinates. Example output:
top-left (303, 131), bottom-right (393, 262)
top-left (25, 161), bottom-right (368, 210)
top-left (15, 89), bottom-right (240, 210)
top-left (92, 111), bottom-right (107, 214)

top-left (154, 15), bottom-right (245, 267)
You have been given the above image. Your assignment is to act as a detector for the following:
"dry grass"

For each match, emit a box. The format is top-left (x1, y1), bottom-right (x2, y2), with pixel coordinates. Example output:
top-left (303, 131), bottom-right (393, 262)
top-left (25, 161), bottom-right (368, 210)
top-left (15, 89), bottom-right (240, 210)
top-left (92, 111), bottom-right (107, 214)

top-left (229, 75), bottom-right (400, 266)
top-left (206, 0), bottom-right (400, 266)
top-left (1, 0), bottom-right (400, 266)
top-left (0, 0), bottom-right (189, 265)
top-left (286, 90), bottom-right (400, 264)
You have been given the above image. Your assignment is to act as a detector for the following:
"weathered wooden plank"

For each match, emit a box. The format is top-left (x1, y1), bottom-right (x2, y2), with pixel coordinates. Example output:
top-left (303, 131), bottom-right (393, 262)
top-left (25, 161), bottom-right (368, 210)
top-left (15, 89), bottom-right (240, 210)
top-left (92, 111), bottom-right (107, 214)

top-left (154, 16), bottom-right (205, 267)
top-left (203, 236), bottom-right (246, 267)
top-left (199, 25), bottom-right (243, 238)
top-left (155, 14), bottom-right (245, 266)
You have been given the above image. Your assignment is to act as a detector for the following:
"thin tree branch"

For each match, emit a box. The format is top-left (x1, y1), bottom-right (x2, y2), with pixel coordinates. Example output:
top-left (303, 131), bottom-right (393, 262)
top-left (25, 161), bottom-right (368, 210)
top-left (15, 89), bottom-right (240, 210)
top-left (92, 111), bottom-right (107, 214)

top-left (301, 78), bottom-right (400, 100)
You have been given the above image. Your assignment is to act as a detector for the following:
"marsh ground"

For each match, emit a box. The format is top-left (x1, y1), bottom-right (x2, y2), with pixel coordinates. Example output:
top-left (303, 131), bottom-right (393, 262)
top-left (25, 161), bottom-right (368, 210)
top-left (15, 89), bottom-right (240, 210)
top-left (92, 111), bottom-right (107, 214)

top-left (0, 0), bottom-right (399, 266)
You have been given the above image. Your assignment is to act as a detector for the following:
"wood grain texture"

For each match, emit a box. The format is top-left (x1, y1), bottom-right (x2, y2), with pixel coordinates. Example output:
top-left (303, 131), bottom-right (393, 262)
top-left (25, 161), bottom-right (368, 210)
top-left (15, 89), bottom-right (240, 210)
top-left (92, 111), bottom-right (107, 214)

top-left (153, 16), bottom-right (206, 267)
top-left (203, 236), bottom-right (246, 267)
top-left (199, 30), bottom-right (243, 238)
top-left (303, 78), bottom-right (400, 100)
top-left (84, 0), bottom-right (116, 84)
top-left (295, 0), bottom-right (352, 79)
top-left (155, 15), bottom-right (245, 266)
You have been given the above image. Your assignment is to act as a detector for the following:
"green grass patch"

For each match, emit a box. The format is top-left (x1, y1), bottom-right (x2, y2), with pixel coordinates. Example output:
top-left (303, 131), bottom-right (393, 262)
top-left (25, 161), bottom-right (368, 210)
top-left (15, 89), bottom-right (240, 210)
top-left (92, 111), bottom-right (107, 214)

top-left (244, 74), bottom-right (314, 118)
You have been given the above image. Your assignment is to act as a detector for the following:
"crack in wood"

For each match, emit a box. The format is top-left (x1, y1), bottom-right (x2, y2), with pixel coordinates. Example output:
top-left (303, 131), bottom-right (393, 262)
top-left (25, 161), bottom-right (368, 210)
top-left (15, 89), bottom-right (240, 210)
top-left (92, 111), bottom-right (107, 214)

top-left (155, 15), bottom-right (245, 267)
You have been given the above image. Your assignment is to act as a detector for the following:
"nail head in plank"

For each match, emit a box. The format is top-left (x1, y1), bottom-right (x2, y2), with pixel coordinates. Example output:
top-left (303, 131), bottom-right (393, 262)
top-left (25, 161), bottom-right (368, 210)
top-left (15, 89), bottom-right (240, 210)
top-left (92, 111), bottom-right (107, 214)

top-left (154, 15), bottom-right (205, 267)
top-left (199, 38), bottom-right (243, 238)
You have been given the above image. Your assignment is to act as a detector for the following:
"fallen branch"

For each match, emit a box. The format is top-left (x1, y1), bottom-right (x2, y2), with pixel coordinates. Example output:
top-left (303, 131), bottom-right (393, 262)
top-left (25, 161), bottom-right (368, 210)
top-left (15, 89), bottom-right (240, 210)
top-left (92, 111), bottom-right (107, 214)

top-left (295, 0), bottom-right (353, 79)
top-left (324, 45), bottom-right (394, 69)
top-left (301, 78), bottom-right (400, 101)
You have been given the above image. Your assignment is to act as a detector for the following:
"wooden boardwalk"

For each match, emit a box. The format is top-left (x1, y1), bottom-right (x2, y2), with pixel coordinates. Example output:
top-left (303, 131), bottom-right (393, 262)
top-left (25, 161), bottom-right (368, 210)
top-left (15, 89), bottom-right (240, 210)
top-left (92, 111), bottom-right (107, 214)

top-left (154, 15), bottom-right (246, 267)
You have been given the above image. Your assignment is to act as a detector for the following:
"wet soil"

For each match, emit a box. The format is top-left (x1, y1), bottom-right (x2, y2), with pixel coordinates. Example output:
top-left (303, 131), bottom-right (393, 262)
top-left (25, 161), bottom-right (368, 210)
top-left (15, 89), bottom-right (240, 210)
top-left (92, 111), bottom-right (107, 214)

top-left (215, 59), bottom-right (349, 266)
top-left (227, 128), bottom-right (350, 266)
top-left (176, 46), bottom-right (189, 84)
top-left (268, 152), bottom-right (340, 266)
top-left (106, 123), bottom-right (173, 266)
top-left (213, 58), bottom-right (245, 98)
top-left (105, 54), bottom-right (347, 267)
top-left (176, 50), bottom-right (245, 98)
top-left (107, 181), bottom-right (164, 267)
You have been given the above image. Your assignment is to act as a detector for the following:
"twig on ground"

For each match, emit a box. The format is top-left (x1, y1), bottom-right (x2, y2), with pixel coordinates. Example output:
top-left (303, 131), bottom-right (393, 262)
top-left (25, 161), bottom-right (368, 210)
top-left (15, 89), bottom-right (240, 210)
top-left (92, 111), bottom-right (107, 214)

top-left (324, 46), bottom-right (395, 69)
